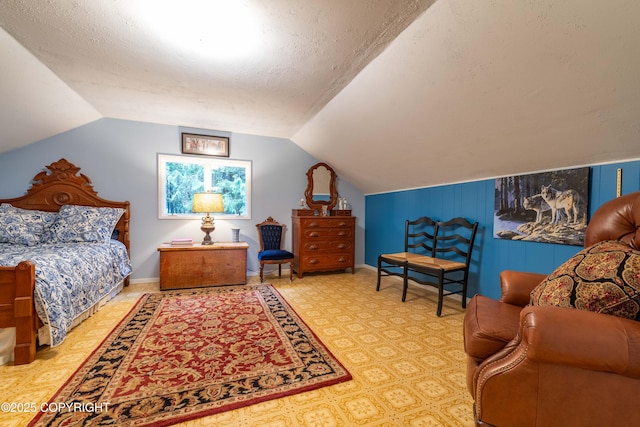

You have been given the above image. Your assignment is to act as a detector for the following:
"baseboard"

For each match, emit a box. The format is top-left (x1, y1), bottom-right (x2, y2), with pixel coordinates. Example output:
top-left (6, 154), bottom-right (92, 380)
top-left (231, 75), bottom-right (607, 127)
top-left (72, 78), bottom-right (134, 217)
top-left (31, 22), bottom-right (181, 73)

top-left (129, 277), bottom-right (159, 285)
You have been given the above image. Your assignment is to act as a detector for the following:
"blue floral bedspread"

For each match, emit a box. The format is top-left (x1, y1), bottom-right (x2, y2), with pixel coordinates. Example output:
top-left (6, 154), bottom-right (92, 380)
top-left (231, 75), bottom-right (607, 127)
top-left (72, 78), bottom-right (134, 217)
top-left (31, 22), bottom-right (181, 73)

top-left (0, 241), bottom-right (132, 346)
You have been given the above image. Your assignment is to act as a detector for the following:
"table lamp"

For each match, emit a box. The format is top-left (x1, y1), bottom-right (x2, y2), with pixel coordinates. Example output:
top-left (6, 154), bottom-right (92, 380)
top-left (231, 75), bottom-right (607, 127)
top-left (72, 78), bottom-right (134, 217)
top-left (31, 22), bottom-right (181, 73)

top-left (192, 191), bottom-right (224, 245)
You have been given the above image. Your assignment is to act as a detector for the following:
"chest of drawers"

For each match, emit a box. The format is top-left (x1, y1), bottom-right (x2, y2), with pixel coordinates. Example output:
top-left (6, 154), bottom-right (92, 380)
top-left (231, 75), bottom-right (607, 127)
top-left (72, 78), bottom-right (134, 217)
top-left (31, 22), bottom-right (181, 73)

top-left (291, 214), bottom-right (355, 278)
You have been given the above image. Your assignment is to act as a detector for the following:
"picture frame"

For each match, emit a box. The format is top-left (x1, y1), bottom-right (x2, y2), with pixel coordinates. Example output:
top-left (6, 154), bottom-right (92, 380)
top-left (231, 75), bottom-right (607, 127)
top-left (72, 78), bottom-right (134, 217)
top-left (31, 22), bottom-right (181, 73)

top-left (493, 167), bottom-right (589, 246)
top-left (181, 133), bottom-right (229, 157)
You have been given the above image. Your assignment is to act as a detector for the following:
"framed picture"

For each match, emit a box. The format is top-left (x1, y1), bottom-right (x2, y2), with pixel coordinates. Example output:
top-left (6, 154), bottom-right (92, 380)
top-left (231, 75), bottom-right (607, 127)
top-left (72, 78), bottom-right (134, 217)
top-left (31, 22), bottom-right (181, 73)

top-left (181, 133), bottom-right (229, 157)
top-left (494, 167), bottom-right (589, 246)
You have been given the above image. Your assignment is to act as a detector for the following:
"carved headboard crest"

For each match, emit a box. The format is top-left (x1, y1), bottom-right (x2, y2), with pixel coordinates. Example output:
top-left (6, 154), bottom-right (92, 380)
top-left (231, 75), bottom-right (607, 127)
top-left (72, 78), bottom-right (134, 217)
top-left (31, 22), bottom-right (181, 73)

top-left (23, 158), bottom-right (97, 206)
top-left (28, 158), bottom-right (96, 195)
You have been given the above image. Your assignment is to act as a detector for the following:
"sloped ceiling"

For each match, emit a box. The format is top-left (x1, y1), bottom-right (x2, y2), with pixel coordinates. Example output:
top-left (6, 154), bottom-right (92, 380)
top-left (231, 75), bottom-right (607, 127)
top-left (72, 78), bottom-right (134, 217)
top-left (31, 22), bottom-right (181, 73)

top-left (0, 0), bottom-right (433, 154)
top-left (1, 0), bottom-right (640, 195)
top-left (294, 0), bottom-right (640, 194)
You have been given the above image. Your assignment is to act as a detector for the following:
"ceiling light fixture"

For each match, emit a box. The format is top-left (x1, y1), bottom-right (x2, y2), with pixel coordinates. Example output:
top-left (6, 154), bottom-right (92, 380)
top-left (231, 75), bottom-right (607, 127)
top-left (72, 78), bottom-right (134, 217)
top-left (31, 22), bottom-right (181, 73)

top-left (136, 0), bottom-right (262, 61)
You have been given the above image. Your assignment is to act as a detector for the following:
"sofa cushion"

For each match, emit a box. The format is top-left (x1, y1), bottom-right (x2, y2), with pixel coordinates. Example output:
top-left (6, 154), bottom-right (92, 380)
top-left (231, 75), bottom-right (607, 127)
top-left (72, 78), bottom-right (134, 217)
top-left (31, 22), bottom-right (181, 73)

top-left (464, 295), bottom-right (522, 361)
top-left (530, 240), bottom-right (640, 320)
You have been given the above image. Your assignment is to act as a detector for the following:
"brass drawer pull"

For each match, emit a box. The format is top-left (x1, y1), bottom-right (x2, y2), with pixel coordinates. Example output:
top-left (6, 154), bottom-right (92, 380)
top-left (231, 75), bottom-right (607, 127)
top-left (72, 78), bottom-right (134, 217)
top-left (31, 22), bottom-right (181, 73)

top-left (338, 231), bottom-right (347, 236)
top-left (309, 232), bottom-right (320, 238)
top-left (308, 259), bottom-right (318, 264)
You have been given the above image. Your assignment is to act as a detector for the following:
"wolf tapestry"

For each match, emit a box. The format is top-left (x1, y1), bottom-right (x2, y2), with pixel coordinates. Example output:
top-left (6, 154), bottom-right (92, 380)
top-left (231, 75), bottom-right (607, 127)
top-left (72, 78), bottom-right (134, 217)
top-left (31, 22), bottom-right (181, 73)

top-left (494, 167), bottom-right (589, 245)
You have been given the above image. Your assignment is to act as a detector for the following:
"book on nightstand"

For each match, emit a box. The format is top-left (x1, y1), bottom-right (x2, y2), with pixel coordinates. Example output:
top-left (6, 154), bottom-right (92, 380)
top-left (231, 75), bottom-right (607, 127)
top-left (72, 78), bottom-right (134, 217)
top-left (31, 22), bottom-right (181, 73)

top-left (170, 238), bottom-right (194, 247)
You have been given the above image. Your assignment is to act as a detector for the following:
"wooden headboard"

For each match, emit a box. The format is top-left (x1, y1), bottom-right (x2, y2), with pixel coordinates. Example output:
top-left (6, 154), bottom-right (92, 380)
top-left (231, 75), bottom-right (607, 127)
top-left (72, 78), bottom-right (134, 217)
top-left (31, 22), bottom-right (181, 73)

top-left (0, 158), bottom-right (130, 253)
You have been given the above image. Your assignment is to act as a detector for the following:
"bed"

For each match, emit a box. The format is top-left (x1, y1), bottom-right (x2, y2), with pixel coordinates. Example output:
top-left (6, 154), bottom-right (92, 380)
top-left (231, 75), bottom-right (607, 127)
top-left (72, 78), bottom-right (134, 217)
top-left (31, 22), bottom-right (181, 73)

top-left (0, 158), bottom-right (131, 365)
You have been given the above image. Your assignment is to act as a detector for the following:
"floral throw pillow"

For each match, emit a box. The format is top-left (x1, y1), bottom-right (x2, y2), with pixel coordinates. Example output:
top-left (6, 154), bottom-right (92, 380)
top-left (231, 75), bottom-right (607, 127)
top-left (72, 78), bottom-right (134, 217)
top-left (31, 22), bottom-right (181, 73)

top-left (0, 204), bottom-right (58, 246)
top-left (43, 205), bottom-right (125, 244)
top-left (530, 240), bottom-right (640, 320)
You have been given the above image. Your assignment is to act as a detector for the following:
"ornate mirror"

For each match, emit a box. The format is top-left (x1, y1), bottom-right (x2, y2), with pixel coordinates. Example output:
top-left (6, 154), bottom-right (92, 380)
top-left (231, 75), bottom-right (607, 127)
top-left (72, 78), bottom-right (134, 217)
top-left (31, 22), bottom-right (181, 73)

top-left (304, 162), bottom-right (338, 212)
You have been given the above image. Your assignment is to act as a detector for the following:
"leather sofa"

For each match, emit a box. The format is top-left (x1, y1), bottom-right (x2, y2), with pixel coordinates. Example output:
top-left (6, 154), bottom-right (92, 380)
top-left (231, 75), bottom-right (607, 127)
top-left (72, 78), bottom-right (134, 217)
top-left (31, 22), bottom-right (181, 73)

top-left (463, 191), bottom-right (640, 427)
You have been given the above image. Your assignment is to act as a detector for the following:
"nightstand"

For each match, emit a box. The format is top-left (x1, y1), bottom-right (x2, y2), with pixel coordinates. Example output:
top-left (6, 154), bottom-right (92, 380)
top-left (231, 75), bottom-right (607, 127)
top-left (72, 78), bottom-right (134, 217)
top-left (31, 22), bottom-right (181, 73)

top-left (157, 242), bottom-right (249, 290)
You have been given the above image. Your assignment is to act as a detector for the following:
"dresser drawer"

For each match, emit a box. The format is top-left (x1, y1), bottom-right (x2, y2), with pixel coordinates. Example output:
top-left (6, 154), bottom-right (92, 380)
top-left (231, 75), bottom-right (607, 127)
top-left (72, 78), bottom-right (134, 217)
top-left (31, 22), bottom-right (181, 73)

top-left (300, 254), bottom-right (353, 270)
top-left (299, 218), bottom-right (354, 229)
top-left (303, 228), bottom-right (353, 239)
top-left (302, 240), bottom-right (353, 253)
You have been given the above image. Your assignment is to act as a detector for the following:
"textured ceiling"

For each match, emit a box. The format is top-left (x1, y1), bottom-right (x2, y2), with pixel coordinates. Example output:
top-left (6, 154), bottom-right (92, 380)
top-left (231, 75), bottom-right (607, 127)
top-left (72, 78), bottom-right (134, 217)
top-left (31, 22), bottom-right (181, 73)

top-left (0, 0), bottom-right (432, 144)
top-left (1, 0), bottom-right (640, 195)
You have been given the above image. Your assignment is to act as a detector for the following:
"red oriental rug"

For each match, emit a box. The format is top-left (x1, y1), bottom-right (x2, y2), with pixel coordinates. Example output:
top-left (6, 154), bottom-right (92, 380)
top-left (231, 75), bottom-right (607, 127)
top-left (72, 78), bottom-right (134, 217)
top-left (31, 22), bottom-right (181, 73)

top-left (29, 285), bottom-right (351, 426)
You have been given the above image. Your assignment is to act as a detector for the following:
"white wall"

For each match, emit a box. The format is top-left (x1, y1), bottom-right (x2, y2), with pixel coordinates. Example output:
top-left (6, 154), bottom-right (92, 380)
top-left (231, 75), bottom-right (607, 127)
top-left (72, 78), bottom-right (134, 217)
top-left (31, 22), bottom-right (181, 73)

top-left (0, 118), bottom-right (365, 280)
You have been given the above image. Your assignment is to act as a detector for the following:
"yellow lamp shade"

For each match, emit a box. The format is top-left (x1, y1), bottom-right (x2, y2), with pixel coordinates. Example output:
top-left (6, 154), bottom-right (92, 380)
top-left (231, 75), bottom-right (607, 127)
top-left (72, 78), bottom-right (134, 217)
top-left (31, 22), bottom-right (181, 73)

top-left (192, 192), bottom-right (224, 214)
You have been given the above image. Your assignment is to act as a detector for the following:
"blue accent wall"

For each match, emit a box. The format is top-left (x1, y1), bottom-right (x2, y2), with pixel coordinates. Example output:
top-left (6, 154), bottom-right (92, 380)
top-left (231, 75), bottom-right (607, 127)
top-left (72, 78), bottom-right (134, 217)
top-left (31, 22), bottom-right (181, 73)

top-left (365, 161), bottom-right (640, 300)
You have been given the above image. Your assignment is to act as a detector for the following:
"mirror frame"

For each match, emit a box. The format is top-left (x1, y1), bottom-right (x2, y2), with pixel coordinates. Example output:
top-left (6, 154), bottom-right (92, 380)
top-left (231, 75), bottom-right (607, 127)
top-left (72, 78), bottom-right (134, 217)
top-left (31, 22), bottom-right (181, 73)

top-left (304, 162), bottom-right (338, 211)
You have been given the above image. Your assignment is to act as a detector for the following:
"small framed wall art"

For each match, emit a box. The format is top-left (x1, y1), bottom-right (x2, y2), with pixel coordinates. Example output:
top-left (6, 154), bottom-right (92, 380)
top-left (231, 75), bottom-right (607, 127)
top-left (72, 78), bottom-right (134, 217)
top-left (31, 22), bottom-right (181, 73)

top-left (181, 133), bottom-right (229, 157)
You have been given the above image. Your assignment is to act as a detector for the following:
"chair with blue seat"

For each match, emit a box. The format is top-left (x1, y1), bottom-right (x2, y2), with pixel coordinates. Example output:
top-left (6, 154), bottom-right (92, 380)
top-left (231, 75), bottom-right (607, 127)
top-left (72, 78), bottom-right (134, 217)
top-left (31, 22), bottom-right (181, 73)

top-left (256, 216), bottom-right (294, 282)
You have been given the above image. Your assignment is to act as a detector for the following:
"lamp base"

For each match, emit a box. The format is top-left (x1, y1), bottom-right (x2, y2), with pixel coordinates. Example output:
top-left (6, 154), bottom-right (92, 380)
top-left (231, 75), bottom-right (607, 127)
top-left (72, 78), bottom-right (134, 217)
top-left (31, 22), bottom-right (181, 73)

top-left (201, 233), bottom-right (214, 245)
top-left (200, 216), bottom-right (215, 245)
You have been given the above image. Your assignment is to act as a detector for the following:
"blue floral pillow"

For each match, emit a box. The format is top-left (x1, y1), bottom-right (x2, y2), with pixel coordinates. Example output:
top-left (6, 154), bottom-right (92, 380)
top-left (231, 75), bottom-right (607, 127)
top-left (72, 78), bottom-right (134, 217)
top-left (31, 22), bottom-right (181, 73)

top-left (43, 205), bottom-right (125, 244)
top-left (0, 204), bottom-right (58, 246)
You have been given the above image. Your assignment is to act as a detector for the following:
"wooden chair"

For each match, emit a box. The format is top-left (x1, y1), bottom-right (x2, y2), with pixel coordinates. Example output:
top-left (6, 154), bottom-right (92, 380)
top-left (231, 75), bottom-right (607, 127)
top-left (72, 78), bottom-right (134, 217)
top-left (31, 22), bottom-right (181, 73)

top-left (410, 217), bottom-right (478, 316)
top-left (377, 216), bottom-right (437, 299)
top-left (377, 217), bottom-right (478, 316)
top-left (256, 217), bottom-right (294, 282)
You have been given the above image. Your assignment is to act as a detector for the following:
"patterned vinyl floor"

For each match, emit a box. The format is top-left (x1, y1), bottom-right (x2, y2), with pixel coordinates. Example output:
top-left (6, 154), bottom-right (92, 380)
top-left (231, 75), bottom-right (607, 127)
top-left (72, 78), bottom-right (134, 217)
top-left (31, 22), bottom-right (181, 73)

top-left (0, 268), bottom-right (474, 427)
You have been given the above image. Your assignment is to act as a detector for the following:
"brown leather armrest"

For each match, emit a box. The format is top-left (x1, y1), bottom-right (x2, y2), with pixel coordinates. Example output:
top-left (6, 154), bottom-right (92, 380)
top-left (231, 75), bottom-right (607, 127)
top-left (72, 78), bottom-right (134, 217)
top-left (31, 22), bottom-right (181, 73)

top-left (499, 270), bottom-right (547, 307)
top-left (464, 295), bottom-right (521, 361)
top-left (521, 305), bottom-right (640, 379)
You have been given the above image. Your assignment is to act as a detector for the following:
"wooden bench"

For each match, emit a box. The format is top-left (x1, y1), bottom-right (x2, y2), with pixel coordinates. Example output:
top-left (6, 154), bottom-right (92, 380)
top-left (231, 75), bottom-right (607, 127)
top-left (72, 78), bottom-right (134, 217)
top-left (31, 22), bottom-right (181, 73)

top-left (376, 217), bottom-right (478, 316)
